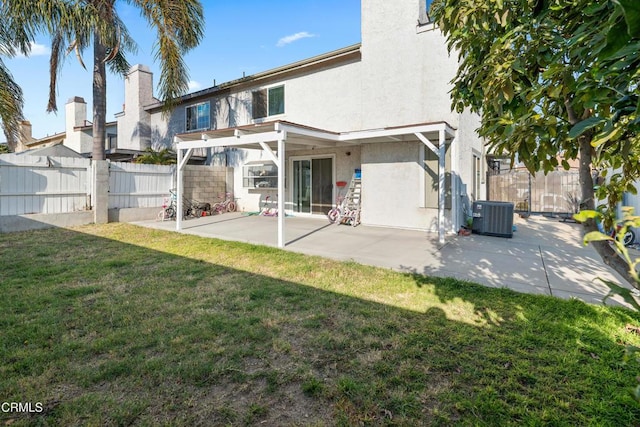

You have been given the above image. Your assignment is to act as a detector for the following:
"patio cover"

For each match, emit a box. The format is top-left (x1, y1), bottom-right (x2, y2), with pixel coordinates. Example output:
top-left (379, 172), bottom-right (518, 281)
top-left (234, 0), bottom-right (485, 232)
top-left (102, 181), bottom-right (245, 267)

top-left (174, 120), bottom-right (457, 247)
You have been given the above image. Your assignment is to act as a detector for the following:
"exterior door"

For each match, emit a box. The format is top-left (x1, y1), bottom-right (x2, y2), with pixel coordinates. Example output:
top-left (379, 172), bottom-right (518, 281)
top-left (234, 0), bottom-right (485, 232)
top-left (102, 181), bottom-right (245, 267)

top-left (292, 157), bottom-right (333, 214)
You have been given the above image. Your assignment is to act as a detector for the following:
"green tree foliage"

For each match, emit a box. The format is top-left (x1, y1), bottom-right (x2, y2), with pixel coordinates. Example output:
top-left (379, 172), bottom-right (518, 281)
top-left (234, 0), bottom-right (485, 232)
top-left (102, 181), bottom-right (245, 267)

top-left (1, 0), bottom-right (205, 160)
top-left (432, 0), bottom-right (640, 285)
top-left (0, 5), bottom-right (29, 150)
top-left (134, 147), bottom-right (176, 165)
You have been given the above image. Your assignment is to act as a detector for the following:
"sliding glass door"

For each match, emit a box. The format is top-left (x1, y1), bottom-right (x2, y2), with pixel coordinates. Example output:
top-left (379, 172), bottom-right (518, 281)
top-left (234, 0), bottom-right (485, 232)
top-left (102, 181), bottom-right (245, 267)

top-left (292, 157), bottom-right (333, 215)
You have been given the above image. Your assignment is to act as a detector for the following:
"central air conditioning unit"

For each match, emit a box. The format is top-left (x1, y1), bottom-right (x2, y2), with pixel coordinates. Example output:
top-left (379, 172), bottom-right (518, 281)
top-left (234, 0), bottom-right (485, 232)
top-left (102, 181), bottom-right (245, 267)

top-left (471, 201), bottom-right (514, 238)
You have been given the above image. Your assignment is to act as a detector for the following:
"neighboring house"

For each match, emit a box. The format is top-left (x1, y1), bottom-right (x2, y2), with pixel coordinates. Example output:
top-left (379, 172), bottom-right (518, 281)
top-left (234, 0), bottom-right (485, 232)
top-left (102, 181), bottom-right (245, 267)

top-left (16, 98), bottom-right (120, 159)
top-left (115, 0), bottom-right (486, 242)
top-left (17, 144), bottom-right (85, 158)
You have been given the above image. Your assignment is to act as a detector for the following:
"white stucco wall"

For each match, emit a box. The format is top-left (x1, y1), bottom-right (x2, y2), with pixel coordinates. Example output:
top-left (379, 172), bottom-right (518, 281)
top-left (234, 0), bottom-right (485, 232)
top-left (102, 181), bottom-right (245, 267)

top-left (281, 61), bottom-right (363, 131)
top-left (361, 141), bottom-right (453, 231)
top-left (360, 0), bottom-right (460, 129)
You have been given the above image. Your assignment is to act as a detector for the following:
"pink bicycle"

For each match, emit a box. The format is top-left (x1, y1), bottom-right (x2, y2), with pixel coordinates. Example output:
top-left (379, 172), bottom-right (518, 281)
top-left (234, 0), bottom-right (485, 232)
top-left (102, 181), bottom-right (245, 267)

top-left (211, 192), bottom-right (237, 214)
top-left (327, 181), bottom-right (360, 226)
top-left (260, 195), bottom-right (279, 216)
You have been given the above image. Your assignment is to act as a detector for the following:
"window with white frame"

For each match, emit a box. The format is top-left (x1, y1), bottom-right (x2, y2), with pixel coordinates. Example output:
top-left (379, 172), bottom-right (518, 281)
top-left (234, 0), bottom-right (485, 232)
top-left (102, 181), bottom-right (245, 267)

top-left (185, 102), bottom-right (210, 132)
top-left (418, 0), bottom-right (434, 25)
top-left (252, 85), bottom-right (285, 120)
top-left (243, 161), bottom-right (277, 188)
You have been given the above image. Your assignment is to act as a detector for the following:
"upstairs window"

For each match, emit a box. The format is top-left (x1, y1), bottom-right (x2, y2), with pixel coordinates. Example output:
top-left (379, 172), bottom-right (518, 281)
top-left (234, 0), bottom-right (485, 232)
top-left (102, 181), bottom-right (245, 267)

top-left (252, 85), bottom-right (285, 120)
top-left (419, 0), bottom-right (434, 25)
top-left (185, 102), bottom-right (210, 132)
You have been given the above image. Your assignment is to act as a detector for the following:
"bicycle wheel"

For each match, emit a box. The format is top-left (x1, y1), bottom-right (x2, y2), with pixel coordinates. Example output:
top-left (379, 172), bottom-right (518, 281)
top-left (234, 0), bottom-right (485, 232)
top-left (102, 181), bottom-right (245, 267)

top-left (164, 206), bottom-right (176, 220)
top-left (327, 208), bottom-right (340, 223)
top-left (351, 211), bottom-right (360, 227)
top-left (226, 201), bottom-right (237, 212)
top-left (623, 229), bottom-right (636, 247)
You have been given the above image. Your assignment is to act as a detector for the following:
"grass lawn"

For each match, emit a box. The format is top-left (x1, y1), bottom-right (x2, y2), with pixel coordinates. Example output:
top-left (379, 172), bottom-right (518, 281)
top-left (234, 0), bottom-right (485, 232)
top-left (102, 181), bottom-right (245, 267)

top-left (2, 223), bottom-right (640, 426)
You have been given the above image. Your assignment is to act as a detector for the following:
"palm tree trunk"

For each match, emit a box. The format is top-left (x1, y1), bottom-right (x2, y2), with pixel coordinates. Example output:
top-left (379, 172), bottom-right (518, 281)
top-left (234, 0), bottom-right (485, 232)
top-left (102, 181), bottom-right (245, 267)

top-left (92, 30), bottom-right (107, 161)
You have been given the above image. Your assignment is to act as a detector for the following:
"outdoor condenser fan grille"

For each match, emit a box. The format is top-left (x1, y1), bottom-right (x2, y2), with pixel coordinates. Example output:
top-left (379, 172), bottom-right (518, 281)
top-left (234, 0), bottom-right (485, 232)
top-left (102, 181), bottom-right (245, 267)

top-left (471, 201), bottom-right (514, 238)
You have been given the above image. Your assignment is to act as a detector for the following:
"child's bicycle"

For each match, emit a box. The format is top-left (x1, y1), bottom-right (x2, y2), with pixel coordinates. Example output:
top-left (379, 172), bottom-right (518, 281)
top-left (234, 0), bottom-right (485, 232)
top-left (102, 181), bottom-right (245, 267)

top-left (158, 189), bottom-right (178, 221)
top-left (598, 219), bottom-right (636, 247)
top-left (327, 181), bottom-right (360, 227)
top-left (211, 192), bottom-right (237, 215)
top-left (260, 195), bottom-right (279, 216)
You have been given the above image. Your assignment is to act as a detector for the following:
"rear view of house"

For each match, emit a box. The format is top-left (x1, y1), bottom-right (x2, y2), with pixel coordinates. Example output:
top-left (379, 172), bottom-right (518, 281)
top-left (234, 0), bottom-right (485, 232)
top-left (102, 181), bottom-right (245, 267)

top-left (116, 0), bottom-right (486, 245)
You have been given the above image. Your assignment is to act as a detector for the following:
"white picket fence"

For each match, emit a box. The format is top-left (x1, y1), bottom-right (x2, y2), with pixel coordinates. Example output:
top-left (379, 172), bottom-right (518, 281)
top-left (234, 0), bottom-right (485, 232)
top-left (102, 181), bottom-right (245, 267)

top-left (108, 162), bottom-right (175, 209)
top-left (0, 154), bottom-right (176, 216)
top-left (0, 154), bottom-right (91, 216)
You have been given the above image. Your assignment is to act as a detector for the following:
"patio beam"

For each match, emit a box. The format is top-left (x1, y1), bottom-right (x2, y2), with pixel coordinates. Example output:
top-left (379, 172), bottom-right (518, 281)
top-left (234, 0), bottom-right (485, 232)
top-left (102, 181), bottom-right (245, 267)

top-left (177, 130), bottom-right (282, 149)
top-left (414, 132), bottom-right (438, 156)
top-left (259, 142), bottom-right (279, 165)
top-left (278, 123), bottom-right (340, 142)
top-left (340, 123), bottom-right (448, 141)
top-left (178, 147), bottom-right (194, 171)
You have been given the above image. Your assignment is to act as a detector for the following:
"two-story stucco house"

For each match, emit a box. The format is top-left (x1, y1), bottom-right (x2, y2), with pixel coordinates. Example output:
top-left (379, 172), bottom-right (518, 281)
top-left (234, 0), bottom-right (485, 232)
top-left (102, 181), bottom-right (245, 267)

top-left (115, 0), bottom-right (487, 246)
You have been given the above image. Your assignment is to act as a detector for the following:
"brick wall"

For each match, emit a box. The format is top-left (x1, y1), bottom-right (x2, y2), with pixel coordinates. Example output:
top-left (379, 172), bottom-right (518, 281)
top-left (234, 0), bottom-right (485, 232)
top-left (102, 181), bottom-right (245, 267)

top-left (183, 165), bottom-right (234, 204)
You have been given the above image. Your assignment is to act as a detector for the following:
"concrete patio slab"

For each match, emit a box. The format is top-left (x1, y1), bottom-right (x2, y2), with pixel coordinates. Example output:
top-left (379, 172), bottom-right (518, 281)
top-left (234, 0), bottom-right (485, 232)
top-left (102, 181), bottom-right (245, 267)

top-left (132, 212), bottom-right (638, 309)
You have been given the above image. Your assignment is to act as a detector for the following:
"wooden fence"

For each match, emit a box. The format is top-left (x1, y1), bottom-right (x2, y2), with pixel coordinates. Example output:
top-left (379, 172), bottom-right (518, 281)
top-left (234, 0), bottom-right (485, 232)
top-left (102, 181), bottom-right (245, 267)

top-left (0, 155), bottom-right (175, 215)
top-left (487, 167), bottom-right (581, 214)
top-left (108, 162), bottom-right (175, 209)
top-left (0, 154), bottom-right (91, 216)
top-left (0, 154), bottom-right (231, 218)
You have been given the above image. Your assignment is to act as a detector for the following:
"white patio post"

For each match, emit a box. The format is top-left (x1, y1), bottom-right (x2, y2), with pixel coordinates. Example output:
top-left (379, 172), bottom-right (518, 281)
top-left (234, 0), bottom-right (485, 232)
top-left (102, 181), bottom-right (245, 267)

top-left (176, 143), bottom-right (183, 231)
top-left (450, 131), bottom-right (459, 232)
top-left (438, 129), bottom-right (446, 245)
top-left (277, 132), bottom-right (286, 248)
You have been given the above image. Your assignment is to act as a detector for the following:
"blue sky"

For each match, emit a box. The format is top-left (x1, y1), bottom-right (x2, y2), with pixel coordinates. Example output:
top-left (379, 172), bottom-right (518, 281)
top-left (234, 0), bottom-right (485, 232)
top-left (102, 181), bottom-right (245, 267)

top-left (5, 1), bottom-right (361, 138)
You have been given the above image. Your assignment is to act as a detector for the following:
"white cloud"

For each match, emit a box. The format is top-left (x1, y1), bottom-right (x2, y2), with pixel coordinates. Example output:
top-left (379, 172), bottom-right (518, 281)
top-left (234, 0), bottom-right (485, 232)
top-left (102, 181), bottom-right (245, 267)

top-left (188, 80), bottom-right (202, 92)
top-left (276, 31), bottom-right (315, 47)
top-left (30, 43), bottom-right (50, 56)
top-left (16, 42), bottom-right (50, 58)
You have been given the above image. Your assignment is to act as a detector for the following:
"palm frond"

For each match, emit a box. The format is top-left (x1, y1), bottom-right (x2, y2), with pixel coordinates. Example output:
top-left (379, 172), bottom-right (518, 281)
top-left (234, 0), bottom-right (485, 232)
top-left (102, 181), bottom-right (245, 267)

top-left (134, 0), bottom-right (205, 110)
top-left (47, 32), bottom-right (64, 113)
top-left (0, 58), bottom-right (24, 150)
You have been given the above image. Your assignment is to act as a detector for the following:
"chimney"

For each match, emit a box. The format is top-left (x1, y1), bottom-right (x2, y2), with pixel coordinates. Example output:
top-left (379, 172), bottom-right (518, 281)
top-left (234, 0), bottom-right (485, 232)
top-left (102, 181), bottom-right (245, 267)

top-left (14, 120), bottom-right (34, 152)
top-left (65, 96), bottom-right (87, 129)
top-left (65, 97), bottom-right (88, 153)
top-left (119, 65), bottom-right (153, 150)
